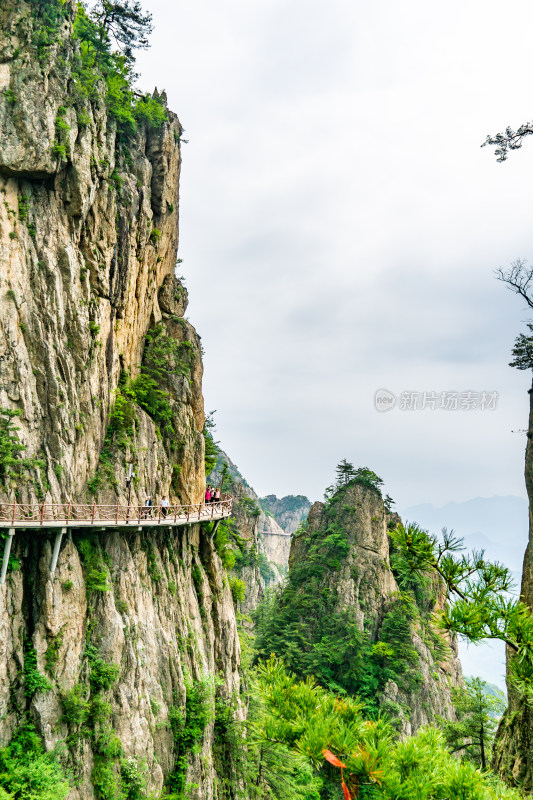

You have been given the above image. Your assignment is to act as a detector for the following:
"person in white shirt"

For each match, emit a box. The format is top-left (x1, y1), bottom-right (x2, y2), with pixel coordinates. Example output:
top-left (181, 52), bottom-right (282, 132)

top-left (161, 496), bottom-right (170, 518)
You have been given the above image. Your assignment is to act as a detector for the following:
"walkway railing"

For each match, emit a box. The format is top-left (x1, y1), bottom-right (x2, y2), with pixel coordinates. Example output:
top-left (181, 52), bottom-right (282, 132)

top-left (0, 495), bottom-right (232, 529)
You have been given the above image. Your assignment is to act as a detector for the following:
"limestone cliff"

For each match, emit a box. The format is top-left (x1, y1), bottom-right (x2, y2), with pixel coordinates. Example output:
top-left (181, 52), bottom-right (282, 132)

top-left (259, 494), bottom-right (311, 535)
top-left (256, 480), bottom-right (463, 735)
top-left (0, 0), bottom-right (204, 509)
top-left (0, 4), bottom-right (242, 799)
top-left (208, 451), bottom-right (290, 615)
top-left (493, 382), bottom-right (533, 789)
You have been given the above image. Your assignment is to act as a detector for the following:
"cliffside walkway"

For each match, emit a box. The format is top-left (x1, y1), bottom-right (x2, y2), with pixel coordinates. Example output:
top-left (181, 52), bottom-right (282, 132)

top-left (0, 496), bottom-right (233, 584)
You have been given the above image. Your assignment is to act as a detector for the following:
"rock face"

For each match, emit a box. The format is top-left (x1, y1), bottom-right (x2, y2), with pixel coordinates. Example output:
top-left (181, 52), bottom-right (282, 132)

top-left (208, 452), bottom-right (289, 614)
top-left (0, 525), bottom-right (241, 800)
top-left (493, 383), bottom-right (533, 789)
top-left (0, 0), bottom-right (205, 509)
top-left (272, 482), bottom-right (463, 735)
top-left (0, 4), bottom-right (241, 798)
top-left (260, 494), bottom-right (311, 534)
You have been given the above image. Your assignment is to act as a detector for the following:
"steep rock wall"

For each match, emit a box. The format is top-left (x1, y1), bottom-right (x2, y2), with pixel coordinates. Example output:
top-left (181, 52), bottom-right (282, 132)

top-left (493, 383), bottom-right (533, 789)
top-left (272, 482), bottom-right (463, 735)
top-left (0, 4), bottom-right (242, 799)
top-left (0, 0), bottom-right (204, 508)
top-left (208, 452), bottom-right (289, 614)
top-left (0, 524), bottom-right (242, 799)
top-left (259, 494), bottom-right (311, 535)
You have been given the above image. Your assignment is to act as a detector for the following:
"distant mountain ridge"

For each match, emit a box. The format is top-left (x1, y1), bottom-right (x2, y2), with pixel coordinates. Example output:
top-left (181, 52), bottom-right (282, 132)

top-left (401, 496), bottom-right (528, 550)
top-left (259, 494), bottom-right (311, 534)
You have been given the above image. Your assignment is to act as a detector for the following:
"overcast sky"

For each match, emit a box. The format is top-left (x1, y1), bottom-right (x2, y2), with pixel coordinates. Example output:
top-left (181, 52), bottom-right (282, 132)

top-left (136, 0), bottom-right (533, 512)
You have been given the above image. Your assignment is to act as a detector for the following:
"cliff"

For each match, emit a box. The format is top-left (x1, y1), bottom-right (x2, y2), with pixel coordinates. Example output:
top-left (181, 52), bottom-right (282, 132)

top-left (493, 382), bottom-right (533, 789)
top-left (208, 451), bottom-right (288, 615)
top-left (255, 479), bottom-right (463, 734)
top-left (0, 4), bottom-right (242, 798)
top-left (259, 494), bottom-right (311, 535)
top-left (0, 0), bottom-right (204, 509)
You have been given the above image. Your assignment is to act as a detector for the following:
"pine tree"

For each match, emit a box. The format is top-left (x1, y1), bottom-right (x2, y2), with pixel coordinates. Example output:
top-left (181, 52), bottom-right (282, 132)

top-left (335, 458), bottom-right (356, 486)
top-left (440, 678), bottom-right (505, 770)
top-left (91, 0), bottom-right (153, 62)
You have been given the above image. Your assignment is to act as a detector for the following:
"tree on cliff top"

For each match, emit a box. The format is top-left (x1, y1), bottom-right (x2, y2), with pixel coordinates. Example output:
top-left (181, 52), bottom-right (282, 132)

top-left (325, 461), bottom-right (384, 500)
top-left (496, 259), bottom-right (533, 370)
top-left (91, 0), bottom-right (153, 62)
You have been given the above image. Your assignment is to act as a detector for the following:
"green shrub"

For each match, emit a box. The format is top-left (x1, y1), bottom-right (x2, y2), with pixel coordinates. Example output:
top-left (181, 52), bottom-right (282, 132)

top-left (0, 722), bottom-right (70, 800)
top-left (17, 195), bottom-right (30, 221)
top-left (166, 679), bottom-right (211, 796)
top-left (61, 684), bottom-right (91, 727)
top-left (23, 639), bottom-right (52, 698)
top-left (120, 757), bottom-right (148, 800)
top-left (77, 537), bottom-right (110, 593)
top-left (44, 631), bottom-right (63, 675)
top-left (229, 576), bottom-right (246, 603)
top-left (86, 644), bottom-right (120, 692)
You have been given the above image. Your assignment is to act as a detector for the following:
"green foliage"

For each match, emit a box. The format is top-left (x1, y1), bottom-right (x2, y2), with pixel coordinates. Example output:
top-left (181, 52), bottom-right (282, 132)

top-left (89, 325), bottom-right (198, 493)
top-left (240, 656), bottom-right (521, 800)
top-left (29, 0), bottom-right (70, 58)
top-left (203, 411), bottom-right (219, 475)
top-left (390, 521), bottom-right (533, 702)
top-left (69, 0), bottom-right (166, 142)
top-left (149, 227), bottom-right (161, 244)
top-left (439, 677), bottom-right (506, 770)
top-left (165, 678), bottom-right (212, 797)
top-left (253, 488), bottom-right (450, 712)
top-left (125, 373), bottom-right (172, 436)
top-left (120, 757), bottom-right (148, 800)
top-left (510, 321), bottom-right (533, 369)
top-left (228, 576), bottom-right (246, 603)
top-left (59, 643), bottom-right (122, 798)
top-left (86, 644), bottom-right (120, 692)
top-left (0, 408), bottom-right (44, 489)
top-left (44, 632), bottom-right (63, 675)
top-left (213, 519), bottom-right (237, 570)
top-left (0, 722), bottom-right (70, 800)
top-left (239, 495), bottom-right (261, 518)
top-left (496, 260), bottom-right (533, 369)
top-left (325, 462), bottom-right (384, 501)
top-left (77, 536), bottom-right (111, 593)
top-left (23, 639), bottom-right (52, 699)
top-left (52, 106), bottom-right (71, 162)
top-left (61, 684), bottom-right (91, 728)
top-left (87, 386), bottom-right (136, 495)
top-left (17, 195), bottom-right (30, 222)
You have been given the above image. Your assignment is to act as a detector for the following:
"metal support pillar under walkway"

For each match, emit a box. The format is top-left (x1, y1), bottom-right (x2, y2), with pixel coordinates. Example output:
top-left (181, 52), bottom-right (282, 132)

top-left (0, 528), bottom-right (15, 585)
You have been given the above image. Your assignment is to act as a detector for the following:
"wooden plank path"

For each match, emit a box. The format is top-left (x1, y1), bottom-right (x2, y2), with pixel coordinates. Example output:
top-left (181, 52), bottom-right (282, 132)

top-left (0, 496), bottom-right (233, 584)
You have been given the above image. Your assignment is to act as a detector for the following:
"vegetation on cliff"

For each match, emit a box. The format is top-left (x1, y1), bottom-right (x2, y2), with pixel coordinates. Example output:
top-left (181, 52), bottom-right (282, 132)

top-left (253, 468), bottom-right (444, 717)
top-left (28, 0), bottom-right (167, 144)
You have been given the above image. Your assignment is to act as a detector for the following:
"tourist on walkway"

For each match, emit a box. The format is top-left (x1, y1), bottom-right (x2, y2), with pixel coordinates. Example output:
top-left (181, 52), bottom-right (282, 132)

top-left (205, 486), bottom-right (211, 504)
top-left (143, 496), bottom-right (153, 518)
top-left (161, 495), bottom-right (170, 518)
top-left (215, 487), bottom-right (221, 502)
